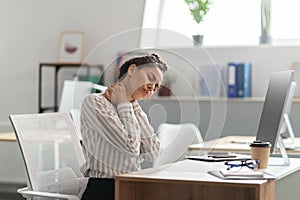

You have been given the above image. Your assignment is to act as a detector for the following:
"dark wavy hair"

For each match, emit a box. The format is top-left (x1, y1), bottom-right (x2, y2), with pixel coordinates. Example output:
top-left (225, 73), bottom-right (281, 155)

top-left (116, 52), bottom-right (168, 81)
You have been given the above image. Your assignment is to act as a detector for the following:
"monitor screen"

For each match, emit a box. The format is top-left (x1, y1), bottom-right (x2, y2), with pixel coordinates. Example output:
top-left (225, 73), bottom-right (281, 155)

top-left (256, 70), bottom-right (294, 153)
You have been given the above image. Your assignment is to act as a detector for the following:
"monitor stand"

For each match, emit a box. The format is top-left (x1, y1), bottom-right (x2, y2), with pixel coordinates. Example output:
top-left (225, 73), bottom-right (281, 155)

top-left (280, 81), bottom-right (296, 144)
top-left (283, 113), bottom-right (296, 144)
top-left (281, 115), bottom-right (300, 150)
top-left (269, 135), bottom-right (290, 166)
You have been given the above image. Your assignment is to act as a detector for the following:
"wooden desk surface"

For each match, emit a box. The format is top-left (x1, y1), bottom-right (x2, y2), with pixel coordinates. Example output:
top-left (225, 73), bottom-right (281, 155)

top-left (115, 158), bottom-right (300, 200)
top-left (115, 159), bottom-right (274, 200)
top-left (0, 132), bottom-right (16, 142)
top-left (188, 135), bottom-right (300, 154)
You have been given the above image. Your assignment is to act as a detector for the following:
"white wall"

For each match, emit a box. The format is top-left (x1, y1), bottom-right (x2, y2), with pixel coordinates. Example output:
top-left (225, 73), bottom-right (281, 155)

top-left (1, 1), bottom-right (300, 130)
top-left (0, 0), bottom-right (146, 128)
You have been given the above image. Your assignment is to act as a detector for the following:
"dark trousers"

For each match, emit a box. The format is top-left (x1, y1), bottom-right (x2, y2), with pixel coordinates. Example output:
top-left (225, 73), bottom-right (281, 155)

top-left (81, 178), bottom-right (115, 200)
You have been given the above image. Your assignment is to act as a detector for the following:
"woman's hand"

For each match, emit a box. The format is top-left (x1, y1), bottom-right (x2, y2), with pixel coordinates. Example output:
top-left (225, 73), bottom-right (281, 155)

top-left (110, 82), bottom-right (131, 105)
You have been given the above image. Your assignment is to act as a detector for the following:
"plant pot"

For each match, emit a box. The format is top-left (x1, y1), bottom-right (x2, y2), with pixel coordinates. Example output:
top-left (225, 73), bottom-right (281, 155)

top-left (193, 34), bottom-right (204, 45)
top-left (259, 34), bottom-right (272, 44)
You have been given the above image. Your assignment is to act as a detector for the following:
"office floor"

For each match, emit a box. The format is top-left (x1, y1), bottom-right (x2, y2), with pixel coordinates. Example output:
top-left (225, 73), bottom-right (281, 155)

top-left (0, 192), bottom-right (24, 200)
top-left (0, 183), bottom-right (25, 200)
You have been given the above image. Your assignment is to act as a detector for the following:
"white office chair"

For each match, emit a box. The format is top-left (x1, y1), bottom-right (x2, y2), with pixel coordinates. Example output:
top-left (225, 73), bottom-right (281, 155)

top-left (59, 80), bottom-right (107, 140)
top-left (9, 112), bottom-right (89, 200)
top-left (153, 123), bottom-right (203, 167)
top-left (59, 80), bottom-right (107, 113)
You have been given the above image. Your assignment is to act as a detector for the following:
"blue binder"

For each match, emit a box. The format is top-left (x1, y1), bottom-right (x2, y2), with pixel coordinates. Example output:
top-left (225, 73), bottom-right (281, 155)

top-left (237, 62), bottom-right (252, 97)
top-left (227, 63), bottom-right (238, 97)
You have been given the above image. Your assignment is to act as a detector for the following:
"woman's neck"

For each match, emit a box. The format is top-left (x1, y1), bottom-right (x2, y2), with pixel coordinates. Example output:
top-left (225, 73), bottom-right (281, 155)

top-left (104, 81), bottom-right (134, 103)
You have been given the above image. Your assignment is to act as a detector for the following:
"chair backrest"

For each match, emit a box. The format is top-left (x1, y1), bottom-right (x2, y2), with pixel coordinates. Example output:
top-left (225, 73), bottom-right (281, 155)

top-left (153, 123), bottom-right (203, 167)
top-left (59, 80), bottom-right (107, 140)
top-left (9, 113), bottom-right (87, 197)
top-left (59, 80), bottom-right (93, 113)
top-left (69, 108), bottom-right (82, 140)
top-left (59, 80), bottom-right (107, 112)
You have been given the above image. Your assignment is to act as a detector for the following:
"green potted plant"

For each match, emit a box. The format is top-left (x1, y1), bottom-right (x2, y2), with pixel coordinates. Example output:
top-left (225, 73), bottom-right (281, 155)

top-left (184, 0), bottom-right (211, 45)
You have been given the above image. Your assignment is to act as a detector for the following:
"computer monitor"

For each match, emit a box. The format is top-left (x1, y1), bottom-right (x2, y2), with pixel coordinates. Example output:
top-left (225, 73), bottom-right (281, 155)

top-left (256, 70), bottom-right (295, 166)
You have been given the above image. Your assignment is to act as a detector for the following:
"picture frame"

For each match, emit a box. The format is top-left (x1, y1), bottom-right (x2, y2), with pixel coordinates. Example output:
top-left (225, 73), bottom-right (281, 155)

top-left (58, 31), bottom-right (84, 63)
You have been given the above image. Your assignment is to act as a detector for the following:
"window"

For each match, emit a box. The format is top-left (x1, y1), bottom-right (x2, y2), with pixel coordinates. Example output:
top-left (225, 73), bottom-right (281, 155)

top-left (272, 0), bottom-right (300, 45)
top-left (141, 0), bottom-right (260, 47)
top-left (141, 0), bottom-right (300, 47)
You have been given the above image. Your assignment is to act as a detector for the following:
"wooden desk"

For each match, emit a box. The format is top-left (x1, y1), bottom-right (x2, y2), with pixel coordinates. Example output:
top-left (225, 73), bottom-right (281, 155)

top-left (115, 158), bottom-right (300, 200)
top-left (188, 136), bottom-right (300, 155)
top-left (115, 160), bottom-right (275, 200)
top-left (0, 132), bottom-right (16, 142)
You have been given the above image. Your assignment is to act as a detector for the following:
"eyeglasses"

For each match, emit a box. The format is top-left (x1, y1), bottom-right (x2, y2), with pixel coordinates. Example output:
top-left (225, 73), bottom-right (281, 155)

top-left (225, 159), bottom-right (260, 171)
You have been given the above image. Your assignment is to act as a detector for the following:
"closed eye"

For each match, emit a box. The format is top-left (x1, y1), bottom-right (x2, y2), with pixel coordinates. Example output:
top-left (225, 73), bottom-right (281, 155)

top-left (147, 73), bottom-right (157, 82)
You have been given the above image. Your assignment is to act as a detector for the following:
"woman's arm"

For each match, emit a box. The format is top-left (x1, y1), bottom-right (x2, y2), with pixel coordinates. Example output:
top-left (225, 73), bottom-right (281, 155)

top-left (132, 101), bottom-right (162, 161)
top-left (81, 94), bottom-right (141, 157)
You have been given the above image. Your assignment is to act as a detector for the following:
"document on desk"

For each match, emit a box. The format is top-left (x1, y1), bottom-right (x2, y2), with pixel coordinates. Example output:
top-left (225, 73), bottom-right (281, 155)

top-left (219, 168), bottom-right (264, 177)
top-left (185, 153), bottom-right (251, 162)
top-left (208, 170), bottom-right (275, 180)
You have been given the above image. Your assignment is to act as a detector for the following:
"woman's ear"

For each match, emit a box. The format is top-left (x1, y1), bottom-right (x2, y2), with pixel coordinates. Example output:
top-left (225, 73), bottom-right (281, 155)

top-left (127, 64), bottom-right (136, 76)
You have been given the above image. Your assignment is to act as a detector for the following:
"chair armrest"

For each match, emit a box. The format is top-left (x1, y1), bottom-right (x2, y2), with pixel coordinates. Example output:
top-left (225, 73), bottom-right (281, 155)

top-left (17, 187), bottom-right (80, 200)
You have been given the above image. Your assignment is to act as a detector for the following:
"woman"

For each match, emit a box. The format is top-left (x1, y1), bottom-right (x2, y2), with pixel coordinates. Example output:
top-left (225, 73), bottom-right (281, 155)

top-left (80, 53), bottom-right (168, 199)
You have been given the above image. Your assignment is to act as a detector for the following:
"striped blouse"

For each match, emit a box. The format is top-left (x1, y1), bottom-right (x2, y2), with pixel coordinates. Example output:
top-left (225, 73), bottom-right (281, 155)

top-left (80, 93), bottom-right (161, 178)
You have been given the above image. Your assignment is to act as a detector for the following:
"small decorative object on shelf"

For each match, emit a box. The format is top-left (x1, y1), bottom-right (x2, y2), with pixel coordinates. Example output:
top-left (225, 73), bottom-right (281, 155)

top-left (158, 73), bottom-right (175, 96)
top-left (184, 0), bottom-right (211, 45)
top-left (158, 84), bottom-right (172, 96)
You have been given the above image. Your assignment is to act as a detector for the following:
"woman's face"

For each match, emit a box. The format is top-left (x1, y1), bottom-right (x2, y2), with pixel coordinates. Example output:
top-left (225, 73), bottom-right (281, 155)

top-left (127, 65), bottom-right (163, 100)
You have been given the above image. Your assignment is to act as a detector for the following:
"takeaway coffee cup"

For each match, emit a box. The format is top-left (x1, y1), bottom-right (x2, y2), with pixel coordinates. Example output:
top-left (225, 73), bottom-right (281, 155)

top-left (249, 140), bottom-right (271, 169)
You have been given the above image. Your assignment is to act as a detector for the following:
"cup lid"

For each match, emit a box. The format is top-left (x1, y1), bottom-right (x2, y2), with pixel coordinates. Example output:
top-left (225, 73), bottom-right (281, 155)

top-left (249, 140), bottom-right (272, 147)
